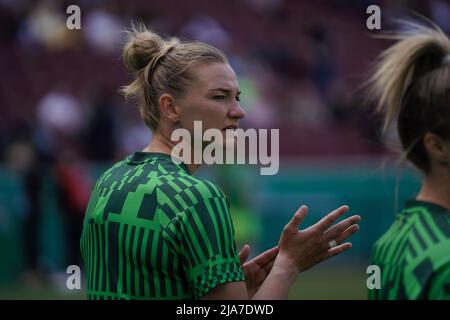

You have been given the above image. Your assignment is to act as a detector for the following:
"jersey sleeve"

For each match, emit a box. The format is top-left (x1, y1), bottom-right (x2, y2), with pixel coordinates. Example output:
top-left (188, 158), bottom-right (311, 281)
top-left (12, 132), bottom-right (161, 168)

top-left (161, 179), bottom-right (245, 299)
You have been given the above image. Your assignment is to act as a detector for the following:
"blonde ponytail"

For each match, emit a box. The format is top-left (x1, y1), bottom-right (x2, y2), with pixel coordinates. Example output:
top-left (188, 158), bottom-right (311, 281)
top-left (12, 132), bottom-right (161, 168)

top-left (367, 21), bottom-right (450, 172)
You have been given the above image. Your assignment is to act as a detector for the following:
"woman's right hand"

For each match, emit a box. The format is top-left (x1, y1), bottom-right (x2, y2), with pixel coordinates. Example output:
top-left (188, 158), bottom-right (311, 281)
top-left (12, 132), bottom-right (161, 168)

top-left (204, 205), bottom-right (361, 300)
top-left (276, 205), bottom-right (361, 274)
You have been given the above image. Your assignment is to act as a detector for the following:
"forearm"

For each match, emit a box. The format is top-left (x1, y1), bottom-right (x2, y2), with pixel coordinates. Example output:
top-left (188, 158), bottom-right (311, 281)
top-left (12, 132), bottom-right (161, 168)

top-left (251, 257), bottom-right (299, 300)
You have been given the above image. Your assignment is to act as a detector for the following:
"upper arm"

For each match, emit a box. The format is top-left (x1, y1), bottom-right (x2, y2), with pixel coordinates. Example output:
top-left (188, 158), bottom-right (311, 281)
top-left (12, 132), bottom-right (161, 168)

top-left (201, 281), bottom-right (248, 300)
top-left (161, 179), bottom-right (246, 299)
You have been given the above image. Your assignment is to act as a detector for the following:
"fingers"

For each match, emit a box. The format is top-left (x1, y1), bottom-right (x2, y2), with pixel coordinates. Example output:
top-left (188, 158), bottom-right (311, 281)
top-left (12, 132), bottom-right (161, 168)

top-left (252, 246), bottom-right (279, 266)
top-left (315, 205), bottom-right (349, 233)
top-left (335, 224), bottom-right (359, 244)
top-left (324, 214), bottom-right (361, 242)
top-left (285, 205), bottom-right (308, 233)
top-left (327, 242), bottom-right (352, 258)
top-left (316, 242), bottom-right (353, 264)
top-left (255, 246), bottom-right (279, 267)
top-left (239, 244), bottom-right (251, 265)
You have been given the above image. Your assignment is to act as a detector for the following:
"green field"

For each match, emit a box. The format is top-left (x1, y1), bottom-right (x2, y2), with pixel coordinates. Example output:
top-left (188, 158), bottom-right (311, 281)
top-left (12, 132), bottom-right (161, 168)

top-left (0, 264), bottom-right (367, 300)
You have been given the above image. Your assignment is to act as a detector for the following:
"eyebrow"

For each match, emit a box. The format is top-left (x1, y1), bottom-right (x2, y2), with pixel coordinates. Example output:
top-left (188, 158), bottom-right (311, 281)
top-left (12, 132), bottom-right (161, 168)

top-left (209, 88), bottom-right (241, 95)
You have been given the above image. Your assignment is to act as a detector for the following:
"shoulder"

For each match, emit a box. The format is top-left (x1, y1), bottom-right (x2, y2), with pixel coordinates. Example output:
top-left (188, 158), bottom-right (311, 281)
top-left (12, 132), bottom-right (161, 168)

top-left (94, 157), bottom-right (130, 188)
top-left (158, 177), bottom-right (233, 253)
top-left (156, 174), bottom-right (229, 219)
top-left (403, 200), bottom-right (450, 233)
top-left (184, 177), bottom-right (226, 199)
top-left (157, 173), bottom-right (227, 202)
top-left (405, 207), bottom-right (450, 282)
top-left (411, 204), bottom-right (450, 251)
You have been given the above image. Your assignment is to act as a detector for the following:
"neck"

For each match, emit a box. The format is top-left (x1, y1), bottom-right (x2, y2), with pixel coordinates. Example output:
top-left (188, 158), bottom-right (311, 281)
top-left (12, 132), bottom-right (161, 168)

top-left (416, 167), bottom-right (450, 211)
top-left (142, 131), bottom-right (200, 175)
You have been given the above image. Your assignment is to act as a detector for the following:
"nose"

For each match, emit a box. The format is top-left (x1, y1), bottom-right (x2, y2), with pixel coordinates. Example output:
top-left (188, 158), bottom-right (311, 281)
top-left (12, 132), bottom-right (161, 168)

top-left (229, 103), bottom-right (246, 120)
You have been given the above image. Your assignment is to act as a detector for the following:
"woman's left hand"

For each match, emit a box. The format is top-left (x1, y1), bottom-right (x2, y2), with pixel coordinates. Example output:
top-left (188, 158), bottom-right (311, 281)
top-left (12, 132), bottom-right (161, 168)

top-left (239, 245), bottom-right (279, 299)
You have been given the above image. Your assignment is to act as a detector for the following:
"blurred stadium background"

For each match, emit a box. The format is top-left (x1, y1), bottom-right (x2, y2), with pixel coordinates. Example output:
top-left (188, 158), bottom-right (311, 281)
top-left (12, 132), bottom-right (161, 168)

top-left (0, 0), bottom-right (447, 299)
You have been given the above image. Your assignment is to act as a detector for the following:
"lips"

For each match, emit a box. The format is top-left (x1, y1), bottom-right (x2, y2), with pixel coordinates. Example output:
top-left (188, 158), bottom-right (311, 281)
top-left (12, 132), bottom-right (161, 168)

top-left (222, 125), bottom-right (238, 131)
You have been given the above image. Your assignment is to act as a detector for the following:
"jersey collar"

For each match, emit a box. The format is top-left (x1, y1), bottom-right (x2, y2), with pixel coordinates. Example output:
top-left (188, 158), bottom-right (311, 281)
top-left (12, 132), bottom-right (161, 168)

top-left (405, 199), bottom-right (450, 214)
top-left (127, 151), bottom-right (191, 174)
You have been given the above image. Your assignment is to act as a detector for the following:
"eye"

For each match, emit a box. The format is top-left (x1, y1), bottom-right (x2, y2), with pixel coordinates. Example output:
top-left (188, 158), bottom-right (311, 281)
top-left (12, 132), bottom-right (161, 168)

top-left (213, 95), bottom-right (226, 100)
top-left (236, 95), bottom-right (241, 102)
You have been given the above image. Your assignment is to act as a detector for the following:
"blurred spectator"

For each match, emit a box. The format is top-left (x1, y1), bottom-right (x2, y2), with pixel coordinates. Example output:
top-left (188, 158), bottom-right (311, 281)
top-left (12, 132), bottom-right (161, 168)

top-left (21, 0), bottom-right (77, 51)
top-left (54, 151), bottom-right (91, 268)
top-left (35, 88), bottom-right (83, 158)
top-left (288, 79), bottom-right (331, 129)
top-left (181, 15), bottom-right (230, 51)
top-left (4, 139), bottom-right (46, 286)
top-left (84, 7), bottom-right (125, 54)
top-left (308, 25), bottom-right (335, 95)
top-left (82, 90), bottom-right (119, 161)
top-left (118, 118), bottom-right (152, 156)
top-left (37, 89), bottom-right (83, 137)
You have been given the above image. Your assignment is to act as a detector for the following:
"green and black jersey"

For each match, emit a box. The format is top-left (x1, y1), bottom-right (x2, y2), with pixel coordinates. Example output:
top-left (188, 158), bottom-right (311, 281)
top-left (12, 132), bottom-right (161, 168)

top-left (369, 200), bottom-right (450, 299)
top-left (80, 152), bottom-right (245, 300)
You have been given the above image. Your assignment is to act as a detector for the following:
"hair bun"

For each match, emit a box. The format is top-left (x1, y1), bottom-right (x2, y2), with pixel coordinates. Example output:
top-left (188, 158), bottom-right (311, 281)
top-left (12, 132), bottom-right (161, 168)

top-left (122, 25), bottom-right (165, 72)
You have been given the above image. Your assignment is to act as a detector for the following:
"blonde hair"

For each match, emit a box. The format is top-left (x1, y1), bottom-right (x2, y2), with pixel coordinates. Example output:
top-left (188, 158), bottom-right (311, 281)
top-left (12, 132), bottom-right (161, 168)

top-left (367, 21), bottom-right (450, 173)
top-left (120, 24), bottom-right (227, 131)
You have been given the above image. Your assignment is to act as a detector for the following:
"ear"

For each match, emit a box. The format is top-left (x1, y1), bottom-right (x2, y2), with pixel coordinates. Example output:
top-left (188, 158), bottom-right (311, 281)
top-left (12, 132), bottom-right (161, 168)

top-left (423, 132), bottom-right (449, 165)
top-left (159, 93), bottom-right (180, 124)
